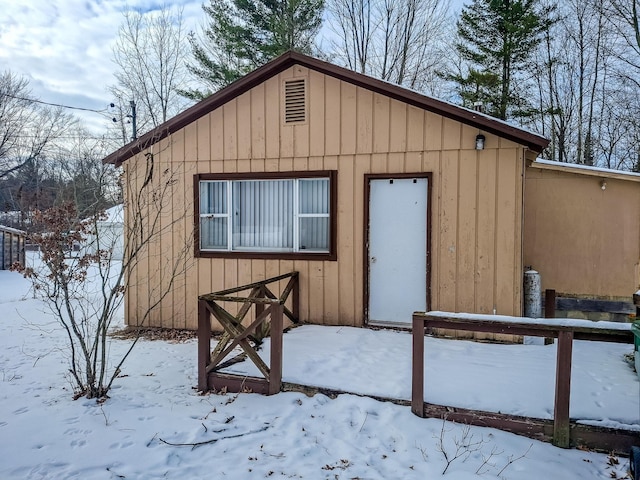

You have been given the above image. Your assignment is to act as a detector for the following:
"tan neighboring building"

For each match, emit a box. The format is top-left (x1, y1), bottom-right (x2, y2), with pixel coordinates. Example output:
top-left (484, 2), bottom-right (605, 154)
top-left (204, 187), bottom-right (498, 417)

top-left (524, 160), bottom-right (640, 319)
top-left (103, 51), bottom-right (639, 330)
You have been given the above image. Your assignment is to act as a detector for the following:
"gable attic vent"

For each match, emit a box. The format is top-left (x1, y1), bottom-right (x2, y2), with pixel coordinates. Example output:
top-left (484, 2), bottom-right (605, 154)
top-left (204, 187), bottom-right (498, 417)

top-left (284, 78), bottom-right (306, 124)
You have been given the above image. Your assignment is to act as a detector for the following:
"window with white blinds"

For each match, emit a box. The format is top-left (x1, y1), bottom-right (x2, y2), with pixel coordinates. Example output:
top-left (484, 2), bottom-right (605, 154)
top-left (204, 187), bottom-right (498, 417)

top-left (199, 177), bottom-right (330, 253)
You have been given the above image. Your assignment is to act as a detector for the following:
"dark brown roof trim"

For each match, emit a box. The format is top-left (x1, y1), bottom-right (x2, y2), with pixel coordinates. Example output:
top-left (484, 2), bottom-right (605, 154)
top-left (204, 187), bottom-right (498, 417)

top-left (103, 51), bottom-right (549, 166)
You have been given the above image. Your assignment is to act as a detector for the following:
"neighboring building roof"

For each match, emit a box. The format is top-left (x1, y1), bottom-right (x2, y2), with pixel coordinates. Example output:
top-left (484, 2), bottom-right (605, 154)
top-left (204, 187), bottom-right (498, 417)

top-left (102, 205), bottom-right (124, 224)
top-left (530, 159), bottom-right (640, 183)
top-left (0, 225), bottom-right (26, 235)
top-left (80, 205), bottom-right (124, 225)
top-left (103, 51), bottom-right (549, 167)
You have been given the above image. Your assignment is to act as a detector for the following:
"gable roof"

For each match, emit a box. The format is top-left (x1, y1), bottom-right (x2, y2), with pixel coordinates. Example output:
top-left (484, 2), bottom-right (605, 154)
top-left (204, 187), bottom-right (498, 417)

top-left (103, 51), bottom-right (549, 166)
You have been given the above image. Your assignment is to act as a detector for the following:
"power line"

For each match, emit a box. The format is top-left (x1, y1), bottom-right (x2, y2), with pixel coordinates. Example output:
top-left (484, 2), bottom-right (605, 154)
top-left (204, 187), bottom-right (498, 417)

top-left (8, 134), bottom-right (122, 141)
top-left (1, 92), bottom-right (110, 114)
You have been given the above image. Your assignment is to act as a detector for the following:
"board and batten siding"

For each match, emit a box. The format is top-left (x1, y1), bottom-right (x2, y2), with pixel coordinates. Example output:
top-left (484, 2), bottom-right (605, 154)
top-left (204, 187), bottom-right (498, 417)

top-left (124, 65), bottom-right (528, 330)
top-left (524, 165), bottom-right (640, 299)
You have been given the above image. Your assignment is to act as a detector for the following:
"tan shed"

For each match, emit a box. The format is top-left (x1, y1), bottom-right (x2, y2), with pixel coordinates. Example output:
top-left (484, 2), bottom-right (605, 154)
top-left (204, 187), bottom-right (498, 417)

top-left (524, 160), bottom-right (640, 319)
top-left (102, 51), bottom-right (636, 330)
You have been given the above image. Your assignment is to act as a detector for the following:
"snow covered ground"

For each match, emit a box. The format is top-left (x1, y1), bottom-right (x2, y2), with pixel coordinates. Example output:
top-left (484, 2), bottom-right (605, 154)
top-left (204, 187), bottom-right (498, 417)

top-left (0, 262), bottom-right (638, 479)
top-left (224, 324), bottom-right (640, 429)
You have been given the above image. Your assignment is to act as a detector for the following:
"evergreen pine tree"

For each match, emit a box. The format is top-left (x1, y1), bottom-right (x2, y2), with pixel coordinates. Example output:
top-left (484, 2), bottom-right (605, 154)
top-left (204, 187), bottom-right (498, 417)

top-left (181, 0), bottom-right (324, 100)
top-left (451, 0), bottom-right (556, 120)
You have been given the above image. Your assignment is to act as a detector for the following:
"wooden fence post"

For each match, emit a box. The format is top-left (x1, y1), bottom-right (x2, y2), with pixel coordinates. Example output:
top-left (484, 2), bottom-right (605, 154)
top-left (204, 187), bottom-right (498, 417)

top-left (544, 289), bottom-right (556, 344)
top-left (545, 289), bottom-right (556, 318)
top-left (292, 273), bottom-right (299, 321)
top-left (198, 299), bottom-right (211, 392)
top-left (553, 330), bottom-right (573, 448)
top-left (269, 303), bottom-right (283, 395)
top-left (412, 314), bottom-right (425, 417)
top-left (253, 286), bottom-right (266, 340)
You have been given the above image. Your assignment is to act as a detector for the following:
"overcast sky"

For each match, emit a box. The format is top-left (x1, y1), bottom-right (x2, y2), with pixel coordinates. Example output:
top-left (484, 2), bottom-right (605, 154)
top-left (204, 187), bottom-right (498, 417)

top-left (0, 0), bottom-right (203, 132)
top-left (0, 0), bottom-right (466, 134)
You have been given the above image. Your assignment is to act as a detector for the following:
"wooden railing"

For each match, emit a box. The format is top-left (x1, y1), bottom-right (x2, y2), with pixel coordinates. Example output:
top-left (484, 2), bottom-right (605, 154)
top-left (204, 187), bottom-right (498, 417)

top-left (198, 272), bottom-right (299, 395)
top-left (412, 311), bottom-right (636, 453)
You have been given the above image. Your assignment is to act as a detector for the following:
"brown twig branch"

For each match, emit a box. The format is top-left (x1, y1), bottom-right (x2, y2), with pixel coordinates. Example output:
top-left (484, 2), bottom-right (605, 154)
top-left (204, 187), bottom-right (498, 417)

top-left (158, 425), bottom-right (270, 450)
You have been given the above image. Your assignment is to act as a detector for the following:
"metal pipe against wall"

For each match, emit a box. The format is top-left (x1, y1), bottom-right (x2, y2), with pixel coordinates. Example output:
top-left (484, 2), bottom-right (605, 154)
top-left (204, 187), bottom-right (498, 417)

top-left (524, 269), bottom-right (543, 345)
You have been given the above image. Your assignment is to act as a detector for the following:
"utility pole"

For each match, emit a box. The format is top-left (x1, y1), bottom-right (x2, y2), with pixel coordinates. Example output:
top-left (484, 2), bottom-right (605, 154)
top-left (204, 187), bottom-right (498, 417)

top-left (130, 100), bottom-right (137, 140)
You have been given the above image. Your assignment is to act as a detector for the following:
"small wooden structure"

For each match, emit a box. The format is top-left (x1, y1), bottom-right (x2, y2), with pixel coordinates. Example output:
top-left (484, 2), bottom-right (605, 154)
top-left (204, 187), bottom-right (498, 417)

top-left (0, 225), bottom-right (26, 270)
top-left (412, 311), bottom-right (636, 453)
top-left (198, 272), bottom-right (299, 394)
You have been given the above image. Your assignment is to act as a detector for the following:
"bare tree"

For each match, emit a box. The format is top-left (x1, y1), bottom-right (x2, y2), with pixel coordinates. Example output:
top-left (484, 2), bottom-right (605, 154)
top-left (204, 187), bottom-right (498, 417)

top-left (14, 145), bottom-right (191, 400)
top-left (326, 0), bottom-right (450, 92)
top-left (603, 0), bottom-right (640, 171)
top-left (531, 0), bottom-right (624, 167)
top-left (563, 0), bottom-right (608, 165)
top-left (110, 4), bottom-right (191, 141)
top-left (605, 0), bottom-right (640, 85)
top-left (51, 127), bottom-right (122, 217)
top-left (596, 76), bottom-right (640, 171)
top-left (0, 71), bottom-right (75, 178)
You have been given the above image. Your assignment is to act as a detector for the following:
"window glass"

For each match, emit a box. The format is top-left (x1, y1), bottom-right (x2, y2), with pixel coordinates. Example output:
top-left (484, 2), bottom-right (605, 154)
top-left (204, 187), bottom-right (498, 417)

top-left (199, 176), bottom-right (331, 255)
top-left (200, 181), bottom-right (226, 214)
top-left (200, 181), bottom-right (227, 250)
top-left (299, 178), bottom-right (329, 214)
top-left (200, 217), bottom-right (227, 249)
top-left (299, 217), bottom-right (329, 251)
top-left (233, 180), bottom-right (293, 250)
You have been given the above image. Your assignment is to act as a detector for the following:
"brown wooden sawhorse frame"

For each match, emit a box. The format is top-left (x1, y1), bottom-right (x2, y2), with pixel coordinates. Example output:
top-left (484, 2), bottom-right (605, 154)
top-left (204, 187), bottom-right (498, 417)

top-left (412, 311), bottom-right (637, 453)
top-left (198, 272), bottom-right (299, 395)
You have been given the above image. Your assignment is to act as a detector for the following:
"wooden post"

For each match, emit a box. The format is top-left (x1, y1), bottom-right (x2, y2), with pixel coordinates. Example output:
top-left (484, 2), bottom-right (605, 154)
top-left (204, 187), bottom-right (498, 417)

top-left (544, 289), bottom-right (556, 344)
top-left (412, 314), bottom-right (425, 417)
top-left (292, 273), bottom-right (299, 321)
top-left (545, 289), bottom-right (556, 318)
top-left (553, 330), bottom-right (573, 448)
top-left (255, 286), bottom-right (265, 320)
top-left (198, 299), bottom-right (211, 392)
top-left (269, 303), bottom-right (283, 395)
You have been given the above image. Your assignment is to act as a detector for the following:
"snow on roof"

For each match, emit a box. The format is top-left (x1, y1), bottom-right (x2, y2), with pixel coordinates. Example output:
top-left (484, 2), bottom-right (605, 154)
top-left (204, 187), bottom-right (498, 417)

top-left (0, 225), bottom-right (26, 235)
top-left (103, 205), bottom-right (123, 224)
top-left (81, 205), bottom-right (123, 225)
top-left (531, 159), bottom-right (640, 181)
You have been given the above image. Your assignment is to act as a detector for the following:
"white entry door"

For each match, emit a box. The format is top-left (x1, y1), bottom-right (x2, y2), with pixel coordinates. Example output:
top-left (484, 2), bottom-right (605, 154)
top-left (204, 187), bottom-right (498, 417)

top-left (368, 178), bottom-right (428, 324)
